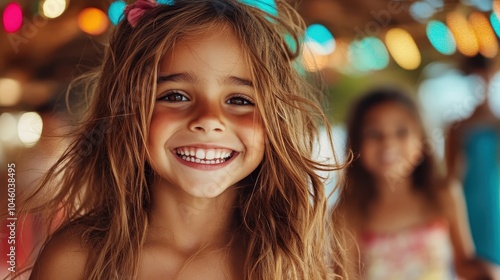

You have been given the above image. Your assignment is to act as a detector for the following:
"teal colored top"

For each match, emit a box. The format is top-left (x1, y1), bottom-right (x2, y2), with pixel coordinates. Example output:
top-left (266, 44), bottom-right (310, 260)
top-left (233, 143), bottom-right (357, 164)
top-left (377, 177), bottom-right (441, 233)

top-left (463, 125), bottom-right (500, 265)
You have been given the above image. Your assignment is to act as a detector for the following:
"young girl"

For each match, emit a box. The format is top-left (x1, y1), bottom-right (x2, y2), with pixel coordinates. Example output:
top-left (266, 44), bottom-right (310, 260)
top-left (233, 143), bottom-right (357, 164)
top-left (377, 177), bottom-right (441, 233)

top-left (15, 0), bottom-right (345, 279)
top-left (335, 87), bottom-right (494, 279)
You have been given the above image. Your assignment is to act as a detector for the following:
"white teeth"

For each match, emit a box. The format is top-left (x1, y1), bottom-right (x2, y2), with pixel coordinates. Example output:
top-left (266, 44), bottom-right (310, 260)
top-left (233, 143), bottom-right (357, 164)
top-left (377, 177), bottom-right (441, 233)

top-left (195, 150), bottom-right (205, 159)
top-left (176, 147), bottom-right (234, 162)
top-left (177, 155), bottom-right (229, 165)
top-left (206, 149), bottom-right (215, 160)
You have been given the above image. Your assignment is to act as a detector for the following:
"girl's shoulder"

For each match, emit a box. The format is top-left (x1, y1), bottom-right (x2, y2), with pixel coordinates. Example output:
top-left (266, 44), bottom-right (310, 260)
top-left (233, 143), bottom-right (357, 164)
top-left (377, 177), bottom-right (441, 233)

top-left (435, 177), bottom-right (466, 220)
top-left (29, 224), bottom-right (88, 280)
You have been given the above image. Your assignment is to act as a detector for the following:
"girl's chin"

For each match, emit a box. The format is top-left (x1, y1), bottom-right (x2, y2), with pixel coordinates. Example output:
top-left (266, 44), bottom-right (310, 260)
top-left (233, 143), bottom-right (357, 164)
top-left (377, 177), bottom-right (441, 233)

top-left (181, 181), bottom-right (234, 198)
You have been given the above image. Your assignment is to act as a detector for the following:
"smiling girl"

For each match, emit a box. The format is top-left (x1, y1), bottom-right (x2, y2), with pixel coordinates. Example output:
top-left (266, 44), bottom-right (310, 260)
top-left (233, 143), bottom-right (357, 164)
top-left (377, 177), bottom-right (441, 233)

top-left (335, 87), bottom-right (494, 280)
top-left (18, 0), bottom-right (346, 279)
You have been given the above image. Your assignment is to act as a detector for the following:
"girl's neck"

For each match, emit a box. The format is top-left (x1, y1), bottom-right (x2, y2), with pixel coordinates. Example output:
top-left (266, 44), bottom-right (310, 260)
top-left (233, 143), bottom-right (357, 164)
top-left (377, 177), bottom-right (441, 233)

top-left (374, 175), bottom-right (415, 202)
top-left (147, 179), bottom-right (238, 255)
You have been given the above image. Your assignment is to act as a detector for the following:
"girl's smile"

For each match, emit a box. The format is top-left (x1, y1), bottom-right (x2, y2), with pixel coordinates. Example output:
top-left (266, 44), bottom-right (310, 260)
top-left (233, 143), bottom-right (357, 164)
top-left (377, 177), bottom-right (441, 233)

top-left (172, 145), bottom-right (237, 170)
top-left (147, 26), bottom-right (265, 198)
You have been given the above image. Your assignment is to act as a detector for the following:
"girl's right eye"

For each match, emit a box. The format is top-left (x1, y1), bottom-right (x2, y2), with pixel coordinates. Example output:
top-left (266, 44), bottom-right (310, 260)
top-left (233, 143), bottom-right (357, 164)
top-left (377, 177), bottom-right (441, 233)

top-left (158, 91), bottom-right (189, 102)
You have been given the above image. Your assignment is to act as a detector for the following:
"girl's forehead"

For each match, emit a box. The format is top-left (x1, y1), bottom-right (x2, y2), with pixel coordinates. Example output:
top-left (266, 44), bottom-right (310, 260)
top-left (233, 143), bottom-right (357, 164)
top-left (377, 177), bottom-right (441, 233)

top-left (362, 102), bottom-right (419, 126)
top-left (158, 27), bottom-right (252, 81)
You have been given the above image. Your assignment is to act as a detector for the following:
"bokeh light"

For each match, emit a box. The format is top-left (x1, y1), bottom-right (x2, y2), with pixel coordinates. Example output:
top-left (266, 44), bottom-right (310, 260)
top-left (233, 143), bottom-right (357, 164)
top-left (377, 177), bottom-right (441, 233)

top-left (78, 8), bottom-right (109, 36)
top-left (3, 2), bottom-right (23, 33)
top-left (469, 12), bottom-right (498, 58)
top-left (410, 1), bottom-right (435, 22)
top-left (240, 0), bottom-right (278, 17)
top-left (17, 112), bottom-right (43, 148)
top-left (491, 12), bottom-right (500, 38)
top-left (0, 78), bottom-right (22, 106)
top-left (447, 11), bottom-right (479, 56)
top-left (426, 20), bottom-right (456, 55)
top-left (348, 37), bottom-right (389, 72)
top-left (42, 0), bottom-right (67, 19)
top-left (305, 24), bottom-right (335, 55)
top-left (385, 28), bottom-right (421, 70)
top-left (470, 0), bottom-right (493, 11)
top-left (108, 0), bottom-right (127, 25)
top-left (0, 113), bottom-right (19, 143)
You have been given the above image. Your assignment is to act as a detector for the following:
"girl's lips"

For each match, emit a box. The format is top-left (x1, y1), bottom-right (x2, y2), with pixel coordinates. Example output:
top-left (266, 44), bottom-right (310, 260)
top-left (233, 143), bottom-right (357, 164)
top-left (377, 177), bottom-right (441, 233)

top-left (171, 150), bottom-right (239, 171)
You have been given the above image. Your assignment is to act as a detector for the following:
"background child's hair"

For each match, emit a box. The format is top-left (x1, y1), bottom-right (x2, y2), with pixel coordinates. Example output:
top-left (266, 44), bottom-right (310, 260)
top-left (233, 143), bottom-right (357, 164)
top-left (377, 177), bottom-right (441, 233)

top-left (337, 87), bottom-right (439, 222)
top-left (16, 0), bottom-right (346, 279)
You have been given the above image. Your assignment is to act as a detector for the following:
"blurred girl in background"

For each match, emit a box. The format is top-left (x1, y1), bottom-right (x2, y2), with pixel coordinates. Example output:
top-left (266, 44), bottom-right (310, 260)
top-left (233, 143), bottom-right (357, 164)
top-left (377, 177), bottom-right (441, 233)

top-left (334, 87), bottom-right (494, 279)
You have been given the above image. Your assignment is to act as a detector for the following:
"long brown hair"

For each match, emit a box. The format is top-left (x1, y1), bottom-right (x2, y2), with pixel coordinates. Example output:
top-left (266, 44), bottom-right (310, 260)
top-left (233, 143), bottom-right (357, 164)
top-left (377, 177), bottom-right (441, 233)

top-left (337, 87), bottom-right (439, 223)
top-left (16, 0), bottom-right (346, 279)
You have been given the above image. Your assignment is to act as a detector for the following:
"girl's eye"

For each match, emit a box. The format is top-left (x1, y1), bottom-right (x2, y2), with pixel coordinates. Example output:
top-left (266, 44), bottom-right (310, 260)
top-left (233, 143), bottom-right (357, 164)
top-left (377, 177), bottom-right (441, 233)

top-left (364, 129), bottom-right (381, 140)
top-left (226, 95), bottom-right (254, 106)
top-left (159, 91), bottom-right (189, 102)
top-left (396, 126), bottom-right (409, 138)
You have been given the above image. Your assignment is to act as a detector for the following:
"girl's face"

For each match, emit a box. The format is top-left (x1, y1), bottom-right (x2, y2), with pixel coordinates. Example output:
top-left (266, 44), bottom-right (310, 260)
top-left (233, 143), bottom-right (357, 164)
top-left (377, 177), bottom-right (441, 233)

top-left (147, 27), bottom-right (265, 198)
top-left (359, 102), bottom-right (423, 181)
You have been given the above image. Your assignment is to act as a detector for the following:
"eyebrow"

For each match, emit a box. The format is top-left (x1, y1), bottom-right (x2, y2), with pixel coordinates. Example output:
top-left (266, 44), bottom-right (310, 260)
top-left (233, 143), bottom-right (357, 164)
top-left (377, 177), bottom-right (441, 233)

top-left (157, 72), bottom-right (253, 88)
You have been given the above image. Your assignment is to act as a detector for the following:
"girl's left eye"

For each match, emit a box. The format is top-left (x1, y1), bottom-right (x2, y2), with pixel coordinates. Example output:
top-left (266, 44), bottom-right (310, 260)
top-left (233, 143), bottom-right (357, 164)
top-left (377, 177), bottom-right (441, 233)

top-left (158, 91), bottom-right (189, 102)
top-left (226, 95), bottom-right (254, 106)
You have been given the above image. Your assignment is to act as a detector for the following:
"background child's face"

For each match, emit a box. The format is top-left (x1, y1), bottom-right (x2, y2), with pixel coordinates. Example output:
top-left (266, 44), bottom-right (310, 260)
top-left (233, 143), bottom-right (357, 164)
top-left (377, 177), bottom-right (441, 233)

top-left (147, 27), bottom-right (265, 198)
top-left (359, 102), bottom-right (424, 181)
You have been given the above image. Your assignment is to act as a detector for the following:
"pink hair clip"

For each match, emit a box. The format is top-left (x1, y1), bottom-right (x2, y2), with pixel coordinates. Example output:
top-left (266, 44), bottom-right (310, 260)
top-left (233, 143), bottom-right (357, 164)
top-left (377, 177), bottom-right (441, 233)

top-left (124, 0), bottom-right (159, 28)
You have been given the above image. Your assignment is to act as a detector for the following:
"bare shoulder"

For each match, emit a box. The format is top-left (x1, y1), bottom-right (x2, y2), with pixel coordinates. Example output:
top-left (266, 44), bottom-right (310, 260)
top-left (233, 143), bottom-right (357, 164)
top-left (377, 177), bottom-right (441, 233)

top-left (436, 177), bottom-right (466, 220)
top-left (29, 224), bottom-right (88, 280)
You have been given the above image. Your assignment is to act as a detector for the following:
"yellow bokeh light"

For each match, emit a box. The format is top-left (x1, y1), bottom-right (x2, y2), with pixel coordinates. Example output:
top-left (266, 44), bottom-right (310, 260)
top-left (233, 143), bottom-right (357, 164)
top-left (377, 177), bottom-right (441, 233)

top-left (17, 112), bottom-right (43, 147)
top-left (385, 28), bottom-right (421, 70)
top-left (447, 12), bottom-right (479, 57)
top-left (42, 0), bottom-right (67, 19)
top-left (0, 113), bottom-right (19, 143)
top-left (0, 78), bottom-right (21, 106)
top-left (78, 8), bottom-right (109, 36)
top-left (469, 12), bottom-right (499, 58)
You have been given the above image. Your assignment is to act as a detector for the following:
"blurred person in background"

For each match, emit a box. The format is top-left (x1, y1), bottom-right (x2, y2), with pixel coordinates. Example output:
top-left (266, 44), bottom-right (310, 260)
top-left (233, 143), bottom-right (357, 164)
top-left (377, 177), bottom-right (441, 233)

top-left (334, 87), bottom-right (495, 279)
top-left (446, 55), bottom-right (500, 278)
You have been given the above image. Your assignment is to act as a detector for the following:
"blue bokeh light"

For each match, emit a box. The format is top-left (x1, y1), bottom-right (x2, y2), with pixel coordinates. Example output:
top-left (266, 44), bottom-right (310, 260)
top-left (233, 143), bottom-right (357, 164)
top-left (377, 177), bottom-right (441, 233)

top-left (426, 20), bottom-right (456, 55)
top-left (349, 37), bottom-right (389, 72)
top-left (305, 24), bottom-right (335, 55)
top-left (108, 1), bottom-right (127, 26)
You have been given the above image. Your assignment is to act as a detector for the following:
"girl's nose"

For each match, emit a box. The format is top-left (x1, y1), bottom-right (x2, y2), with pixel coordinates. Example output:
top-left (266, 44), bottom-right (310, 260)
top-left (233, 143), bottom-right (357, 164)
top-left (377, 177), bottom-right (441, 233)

top-left (188, 102), bottom-right (226, 134)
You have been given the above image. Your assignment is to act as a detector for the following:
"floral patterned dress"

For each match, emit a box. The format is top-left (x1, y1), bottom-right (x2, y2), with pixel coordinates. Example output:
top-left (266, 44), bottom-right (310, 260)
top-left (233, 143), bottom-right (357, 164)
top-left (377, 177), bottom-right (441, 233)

top-left (361, 219), bottom-right (456, 280)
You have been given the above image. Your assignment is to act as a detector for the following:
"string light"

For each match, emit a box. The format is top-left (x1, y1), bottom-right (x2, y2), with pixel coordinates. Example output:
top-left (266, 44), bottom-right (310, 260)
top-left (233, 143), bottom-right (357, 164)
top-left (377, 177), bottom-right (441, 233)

top-left (385, 28), bottom-right (421, 70)
top-left (17, 112), bottom-right (43, 148)
top-left (469, 12), bottom-right (498, 58)
top-left (108, 1), bottom-right (126, 25)
top-left (447, 12), bottom-right (480, 56)
top-left (348, 37), bottom-right (389, 72)
top-left (491, 12), bottom-right (500, 38)
top-left (0, 113), bottom-right (18, 143)
top-left (3, 2), bottom-right (23, 33)
top-left (426, 20), bottom-right (456, 55)
top-left (78, 8), bottom-right (109, 35)
top-left (305, 24), bottom-right (335, 55)
top-left (41, 0), bottom-right (67, 19)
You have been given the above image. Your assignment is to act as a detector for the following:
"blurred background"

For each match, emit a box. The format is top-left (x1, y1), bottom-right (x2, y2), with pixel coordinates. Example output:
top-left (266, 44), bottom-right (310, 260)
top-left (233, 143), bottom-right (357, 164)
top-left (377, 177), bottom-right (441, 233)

top-left (0, 0), bottom-right (499, 277)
